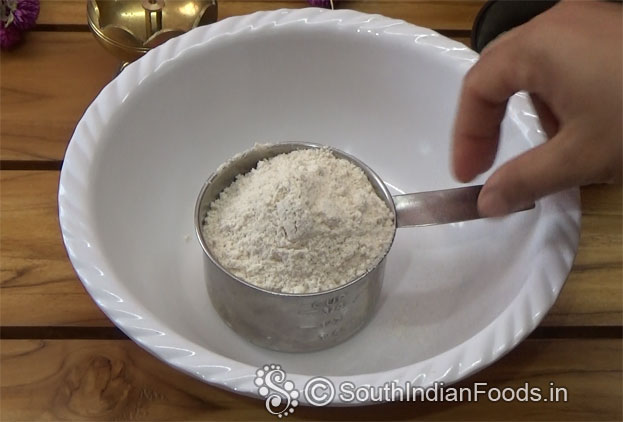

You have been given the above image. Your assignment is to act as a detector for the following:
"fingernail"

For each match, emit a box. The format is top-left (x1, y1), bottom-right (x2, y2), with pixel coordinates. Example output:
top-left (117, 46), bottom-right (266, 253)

top-left (478, 188), bottom-right (511, 217)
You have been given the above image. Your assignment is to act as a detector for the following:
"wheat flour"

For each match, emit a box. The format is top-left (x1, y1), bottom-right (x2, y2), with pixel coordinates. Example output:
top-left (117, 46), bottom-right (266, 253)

top-left (203, 147), bottom-right (394, 293)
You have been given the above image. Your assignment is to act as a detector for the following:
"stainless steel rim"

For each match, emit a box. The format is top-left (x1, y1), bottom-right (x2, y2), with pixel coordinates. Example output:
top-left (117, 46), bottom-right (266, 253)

top-left (194, 142), bottom-right (398, 297)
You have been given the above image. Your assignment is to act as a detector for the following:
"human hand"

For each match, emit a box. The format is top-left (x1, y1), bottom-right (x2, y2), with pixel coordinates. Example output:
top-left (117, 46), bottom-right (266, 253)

top-left (452, 0), bottom-right (622, 217)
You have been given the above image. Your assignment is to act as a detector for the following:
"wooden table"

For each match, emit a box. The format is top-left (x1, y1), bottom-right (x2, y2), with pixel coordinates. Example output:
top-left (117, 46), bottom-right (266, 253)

top-left (1, 1), bottom-right (621, 420)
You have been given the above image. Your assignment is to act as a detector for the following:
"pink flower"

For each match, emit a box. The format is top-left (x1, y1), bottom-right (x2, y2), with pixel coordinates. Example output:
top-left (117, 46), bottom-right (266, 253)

top-left (0, 19), bottom-right (21, 49)
top-left (11, 0), bottom-right (39, 30)
top-left (1, 0), bottom-right (39, 49)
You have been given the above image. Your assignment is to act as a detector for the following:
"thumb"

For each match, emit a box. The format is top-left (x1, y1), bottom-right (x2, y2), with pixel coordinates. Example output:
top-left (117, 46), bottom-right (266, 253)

top-left (478, 128), bottom-right (585, 217)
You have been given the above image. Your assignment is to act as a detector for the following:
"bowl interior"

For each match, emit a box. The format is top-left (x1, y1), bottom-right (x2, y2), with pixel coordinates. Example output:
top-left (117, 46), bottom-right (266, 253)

top-left (87, 21), bottom-right (542, 376)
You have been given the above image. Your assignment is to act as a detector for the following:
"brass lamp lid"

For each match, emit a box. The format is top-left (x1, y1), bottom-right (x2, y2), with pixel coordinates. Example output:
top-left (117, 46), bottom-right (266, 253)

top-left (87, 0), bottom-right (217, 63)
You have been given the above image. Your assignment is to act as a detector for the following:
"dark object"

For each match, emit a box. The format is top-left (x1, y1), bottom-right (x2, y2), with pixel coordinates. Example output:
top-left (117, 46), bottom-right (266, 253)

top-left (307, 0), bottom-right (334, 8)
top-left (471, 0), bottom-right (557, 52)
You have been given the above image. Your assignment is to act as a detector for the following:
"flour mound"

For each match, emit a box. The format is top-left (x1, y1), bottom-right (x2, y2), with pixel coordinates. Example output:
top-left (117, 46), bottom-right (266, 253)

top-left (203, 148), bottom-right (395, 294)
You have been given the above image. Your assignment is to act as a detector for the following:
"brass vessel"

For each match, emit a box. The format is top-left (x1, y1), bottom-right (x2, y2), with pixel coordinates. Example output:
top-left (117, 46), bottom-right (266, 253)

top-left (87, 0), bottom-right (217, 64)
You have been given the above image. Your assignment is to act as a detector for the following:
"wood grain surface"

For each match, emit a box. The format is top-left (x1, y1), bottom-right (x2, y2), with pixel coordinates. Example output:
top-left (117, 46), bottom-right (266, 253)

top-left (0, 32), bottom-right (119, 162)
top-left (2, 171), bottom-right (620, 328)
top-left (37, 0), bottom-right (484, 29)
top-left (37, 0), bottom-right (88, 27)
top-left (219, 0), bottom-right (483, 28)
top-left (0, 171), bottom-right (111, 327)
top-left (1, 338), bottom-right (621, 421)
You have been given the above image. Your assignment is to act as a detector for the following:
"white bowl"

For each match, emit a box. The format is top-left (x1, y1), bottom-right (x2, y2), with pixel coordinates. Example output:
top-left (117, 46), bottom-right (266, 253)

top-left (59, 8), bottom-right (580, 406)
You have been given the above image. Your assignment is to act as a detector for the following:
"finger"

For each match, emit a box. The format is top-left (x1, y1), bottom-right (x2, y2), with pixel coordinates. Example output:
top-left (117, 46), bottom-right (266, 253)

top-left (452, 27), bottom-right (539, 183)
top-left (530, 93), bottom-right (559, 138)
top-left (477, 128), bottom-right (584, 217)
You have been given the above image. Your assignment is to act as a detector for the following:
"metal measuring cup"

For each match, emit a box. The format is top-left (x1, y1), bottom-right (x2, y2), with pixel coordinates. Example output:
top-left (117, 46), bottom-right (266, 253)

top-left (195, 142), bottom-right (531, 352)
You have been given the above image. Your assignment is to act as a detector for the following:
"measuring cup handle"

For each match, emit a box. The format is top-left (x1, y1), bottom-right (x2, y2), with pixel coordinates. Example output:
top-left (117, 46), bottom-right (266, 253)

top-left (393, 185), bottom-right (483, 227)
top-left (392, 185), bottom-right (536, 227)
